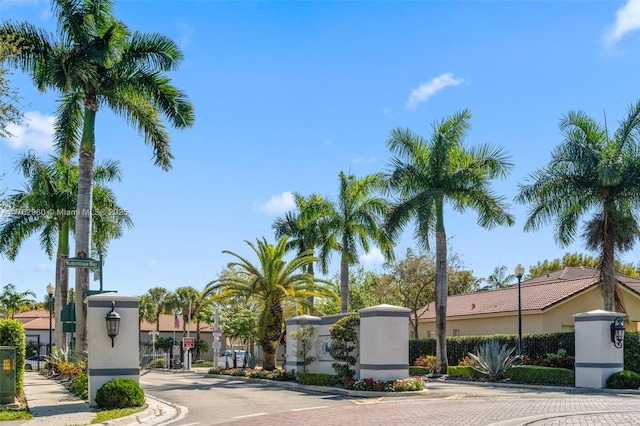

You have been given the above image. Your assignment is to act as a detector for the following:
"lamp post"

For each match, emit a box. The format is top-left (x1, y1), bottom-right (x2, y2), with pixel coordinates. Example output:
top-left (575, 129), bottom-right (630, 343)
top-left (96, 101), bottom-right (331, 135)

top-left (515, 264), bottom-right (525, 356)
top-left (46, 283), bottom-right (54, 374)
top-left (149, 330), bottom-right (159, 366)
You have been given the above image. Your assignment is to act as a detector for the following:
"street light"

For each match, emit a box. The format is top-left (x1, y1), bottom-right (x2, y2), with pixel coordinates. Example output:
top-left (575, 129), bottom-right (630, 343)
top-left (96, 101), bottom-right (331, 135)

top-left (46, 283), bottom-right (54, 374)
top-left (515, 264), bottom-right (525, 356)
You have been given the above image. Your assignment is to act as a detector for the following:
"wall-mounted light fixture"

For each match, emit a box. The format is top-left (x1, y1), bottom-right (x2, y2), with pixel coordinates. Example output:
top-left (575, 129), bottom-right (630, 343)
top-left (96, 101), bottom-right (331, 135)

top-left (105, 301), bottom-right (121, 347)
top-left (610, 317), bottom-right (625, 349)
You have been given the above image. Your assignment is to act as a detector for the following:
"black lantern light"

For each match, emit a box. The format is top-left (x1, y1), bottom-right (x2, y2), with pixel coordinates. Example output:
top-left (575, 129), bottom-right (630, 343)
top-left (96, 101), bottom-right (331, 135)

top-left (610, 317), bottom-right (625, 349)
top-left (105, 301), bottom-right (121, 347)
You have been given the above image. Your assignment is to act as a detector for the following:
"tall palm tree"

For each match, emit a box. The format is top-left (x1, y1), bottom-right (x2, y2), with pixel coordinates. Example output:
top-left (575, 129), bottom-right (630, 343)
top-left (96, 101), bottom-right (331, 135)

top-left (385, 109), bottom-right (514, 373)
top-left (0, 152), bottom-right (131, 350)
top-left (516, 100), bottom-right (640, 312)
top-left (144, 287), bottom-right (171, 333)
top-left (0, 284), bottom-right (36, 319)
top-left (320, 172), bottom-right (393, 313)
top-left (171, 286), bottom-right (199, 338)
top-left (1, 0), bottom-right (195, 353)
top-left (273, 192), bottom-right (333, 314)
top-left (209, 236), bottom-right (333, 370)
top-left (485, 265), bottom-right (516, 290)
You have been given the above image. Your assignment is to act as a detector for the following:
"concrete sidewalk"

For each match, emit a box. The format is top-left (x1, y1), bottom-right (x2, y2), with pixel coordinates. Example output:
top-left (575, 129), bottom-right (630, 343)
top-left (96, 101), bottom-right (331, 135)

top-left (17, 372), bottom-right (182, 426)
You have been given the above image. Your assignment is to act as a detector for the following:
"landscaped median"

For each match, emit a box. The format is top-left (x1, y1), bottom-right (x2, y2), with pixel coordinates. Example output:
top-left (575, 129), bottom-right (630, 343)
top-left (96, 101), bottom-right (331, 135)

top-left (206, 367), bottom-right (426, 395)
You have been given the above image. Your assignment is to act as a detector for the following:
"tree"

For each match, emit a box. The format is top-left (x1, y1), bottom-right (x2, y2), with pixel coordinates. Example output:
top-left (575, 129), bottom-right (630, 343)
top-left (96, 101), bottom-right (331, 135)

top-left (0, 33), bottom-right (23, 138)
top-left (516, 101), bottom-right (640, 312)
top-left (526, 252), bottom-right (640, 280)
top-left (0, 152), bottom-right (131, 351)
top-left (144, 287), bottom-right (171, 333)
top-left (0, 284), bottom-right (36, 319)
top-left (484, 265), bottom-right (516, 290)
top-left (210, 236), bottom-right (333, 370)
top-left (273, 192), bottom-right (333, 314)
top-left (385, 109), bottom-right (514, 373)
top-left (2, 0), bottom-right (195, 353)
top-left (321, 172), bottom-right (393, 313)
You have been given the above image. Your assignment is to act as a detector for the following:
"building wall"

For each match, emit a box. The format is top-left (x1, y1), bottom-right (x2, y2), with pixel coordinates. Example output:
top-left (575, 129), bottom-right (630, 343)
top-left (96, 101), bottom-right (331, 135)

top-left (416, 286), bottom-right (640, 337)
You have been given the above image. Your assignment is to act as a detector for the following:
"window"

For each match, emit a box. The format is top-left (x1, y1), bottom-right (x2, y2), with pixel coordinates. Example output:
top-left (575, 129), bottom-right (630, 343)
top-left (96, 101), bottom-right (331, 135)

top-left (453, 329), bottom-right (460, 337)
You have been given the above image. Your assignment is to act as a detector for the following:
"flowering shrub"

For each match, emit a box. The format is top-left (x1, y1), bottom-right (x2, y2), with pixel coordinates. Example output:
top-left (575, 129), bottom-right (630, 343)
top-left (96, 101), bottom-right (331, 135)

top-left (415, 355), bottom-right (436, 373)
top-left (350, 376), bottom-right (424, 392)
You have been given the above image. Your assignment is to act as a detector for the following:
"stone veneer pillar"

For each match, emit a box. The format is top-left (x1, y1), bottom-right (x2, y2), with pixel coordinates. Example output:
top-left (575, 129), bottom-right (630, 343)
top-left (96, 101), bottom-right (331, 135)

top-left (87, 293), bottom-right (139, 406)
top-left (358, 304), bottom-right (411, 382)
top-left (573, 309), bottom-right (624, 389)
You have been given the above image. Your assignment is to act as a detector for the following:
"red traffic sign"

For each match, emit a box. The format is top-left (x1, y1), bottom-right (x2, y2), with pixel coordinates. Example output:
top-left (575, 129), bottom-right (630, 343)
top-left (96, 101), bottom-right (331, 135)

top-left (183, 337), bottom-right (195, 349)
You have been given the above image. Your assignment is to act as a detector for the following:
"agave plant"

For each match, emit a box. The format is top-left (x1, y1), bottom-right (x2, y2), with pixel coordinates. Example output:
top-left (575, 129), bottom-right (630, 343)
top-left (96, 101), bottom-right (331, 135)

top-left (467, 340), bottom-right (520, 381)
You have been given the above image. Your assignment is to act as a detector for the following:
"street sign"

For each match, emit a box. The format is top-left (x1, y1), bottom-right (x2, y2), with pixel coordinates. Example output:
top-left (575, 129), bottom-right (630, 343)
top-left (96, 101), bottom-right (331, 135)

top-left (183, 337), bottom-right (195, 349)
top-left (212, 341), bottom-right (221, 349)
top-left (64, 257), bottom-right (100, 268)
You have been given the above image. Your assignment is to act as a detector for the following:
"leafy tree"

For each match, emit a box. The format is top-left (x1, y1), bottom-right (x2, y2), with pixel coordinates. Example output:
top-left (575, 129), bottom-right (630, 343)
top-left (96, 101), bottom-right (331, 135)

top-left (0, 33), bottom-right (23, 138)
top-left (320, 172), bottom-right (394, 313)
top-left (138, 295), bottom-right (154, 333)
top-left (0, 284), bottom-right (36, 319)
top-left (0, 153), bottom-right (130, 350)
top-left (2, 0), bottom-right (195, 353)
top-left (484, 265), bottom-right (516, 290)
top-left (526, 252), bottom-right (640, 279)
top-left (516, 101), bottom-right (640, 311)
top-left (144, 287), bottom-right (171, 333)
top-left (210, 236), bottom-right (333, 370)
top-left (385, 109), bottom-right (514, 373)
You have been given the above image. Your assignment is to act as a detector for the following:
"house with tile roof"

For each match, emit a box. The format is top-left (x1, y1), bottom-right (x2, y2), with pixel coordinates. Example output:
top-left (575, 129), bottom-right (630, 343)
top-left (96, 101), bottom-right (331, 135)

top-left (415, 267), bottom-right (640, 338)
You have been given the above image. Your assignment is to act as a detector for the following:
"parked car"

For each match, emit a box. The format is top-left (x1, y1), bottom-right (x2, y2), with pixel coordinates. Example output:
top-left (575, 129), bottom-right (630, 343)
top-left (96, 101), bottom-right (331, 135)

top-left (24, 355), bottom-right (46, 370)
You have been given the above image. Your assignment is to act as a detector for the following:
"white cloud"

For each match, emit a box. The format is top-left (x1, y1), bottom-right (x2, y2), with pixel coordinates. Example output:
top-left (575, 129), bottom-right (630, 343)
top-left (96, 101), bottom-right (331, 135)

top-left (359, 248), bottom-right (385, 268)
top-left (3, 111), bottom-right (55, 152)
top-left (604, 0), bottom-right (640, 44)
top-left (34, 263), bottom-right (53, 272)
top-left (255, 191), bottom-right (295, 215)
top-left (406, 73), bottom-right (465, 110)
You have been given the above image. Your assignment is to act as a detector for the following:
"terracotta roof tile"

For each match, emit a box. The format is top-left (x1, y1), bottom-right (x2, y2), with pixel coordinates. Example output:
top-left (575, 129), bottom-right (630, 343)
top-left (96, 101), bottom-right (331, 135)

top-left (417, 267), bottom-right (628, 319)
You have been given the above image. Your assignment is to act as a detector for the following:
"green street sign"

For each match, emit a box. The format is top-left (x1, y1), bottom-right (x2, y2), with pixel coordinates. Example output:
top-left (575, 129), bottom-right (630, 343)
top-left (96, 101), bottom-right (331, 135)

top-left (64, 257), bottom-right (100, 268)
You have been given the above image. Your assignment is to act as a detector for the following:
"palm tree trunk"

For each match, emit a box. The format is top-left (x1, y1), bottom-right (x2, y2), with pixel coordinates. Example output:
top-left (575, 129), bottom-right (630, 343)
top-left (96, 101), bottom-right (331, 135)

top-left (74, 106), bottom-right (97, 357)
top-left (54, 220), bottom-right (70, 352)
top-left (601, 204), bottom-right (616, 312)
top-left (261, 300), bottom-right (283, 371)
top-left (340, 254), bottom-right (349, 313)
top-left (307, 263), bottom-right (315, 315)
top-left (435, 197), bottom-right (448, 374)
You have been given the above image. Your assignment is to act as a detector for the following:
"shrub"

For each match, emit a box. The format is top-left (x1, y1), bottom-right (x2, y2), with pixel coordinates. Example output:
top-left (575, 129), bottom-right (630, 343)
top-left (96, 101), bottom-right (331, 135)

top-left (530, 349), bottom-right (574, 370)
top-left (95, 378), bottom-right (145, 409)
top-left (414, 355), bottom-right (436, 373)
top-left (330, 315), bottom-right (360, 384)
top-left (0, 319), bottom-right (26, 394)
top-left (446, 366), bottom-right (486, 379)
top-left (606, 370), bottom-right (640, 389)
top-left (457, 356), bottom-right (475, 366)
top-left (71, 370), bottom-right (88, 400)
top-left (208, 367), bottom-right (221, 375)
top-left (408, 366), bottom-right (431, 376)
top-left (506, 365), bottom-right (574, 386)
top-left (350, 377), bottom-right (424, 392)
top-left (467, 340), bottom-right (520, 381)
top-left (290, 325), bottom-right (316, 373)
top-left (297, 372), bottom-right (342, 386)
top-left (624, 332), bottom-right (640, 375)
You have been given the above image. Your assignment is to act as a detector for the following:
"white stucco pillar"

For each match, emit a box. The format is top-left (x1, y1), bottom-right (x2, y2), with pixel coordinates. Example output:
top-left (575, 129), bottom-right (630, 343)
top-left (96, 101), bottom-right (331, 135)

top-left (573, 310), bottom-right (624, 389)
top-left (358, 304), bottom-right (411, 382)
top-left (284, 315), bottom-right (320, 373)
top-left (87, 293), bottom-right (139, 406)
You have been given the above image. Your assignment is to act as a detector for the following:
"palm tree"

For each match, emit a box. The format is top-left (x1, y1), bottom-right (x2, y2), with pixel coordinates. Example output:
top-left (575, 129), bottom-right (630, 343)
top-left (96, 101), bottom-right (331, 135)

top-left (273, 192), bottom-right (333, 314)
top-left (320, 172), bottom-right (393, 313)
top-left (516, 100), bottom-right (640, 312)
top-left (385, 109), bottom-right (515, 373)
top-left (138, 294), bottom-right (155, 336)
top-left (485, 265), bottom-right (516, 290)
top-left (0, 284), bottom-right (36, 319)
top-left (209, 236), bottom-right (332, 370)
top-left (2, 0), bottom-right (195, 353)
top-left (171, 287), bottom-right (199, 338)
top-left (144, 287), bottom-right (171, 333)
top-left (0, 152), bottom-right (131, 351)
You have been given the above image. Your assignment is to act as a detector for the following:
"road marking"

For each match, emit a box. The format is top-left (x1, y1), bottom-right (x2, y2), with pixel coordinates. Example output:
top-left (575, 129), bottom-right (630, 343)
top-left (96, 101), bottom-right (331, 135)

top-left (290, 406), bottom-right (328, 412)
top-left (232, 413), bottom-right (268, 419)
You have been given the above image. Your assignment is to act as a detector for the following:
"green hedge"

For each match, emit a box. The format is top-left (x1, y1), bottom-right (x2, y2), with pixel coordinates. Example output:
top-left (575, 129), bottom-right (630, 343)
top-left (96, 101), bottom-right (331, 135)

top-left (506, 365), bottom-right (574, 386)
top-left (408, 366), bottom-right (431, 376)
top-left (0, 320), bottom-right (26, 395)
top-left (446, 366), bottom-right (486, 379)
top-left (410, 332), bottom-right (575, 366)
top-left (410, 331), bottom-right (640, 376)
top-left (297, 372), bottom-right (342, 386)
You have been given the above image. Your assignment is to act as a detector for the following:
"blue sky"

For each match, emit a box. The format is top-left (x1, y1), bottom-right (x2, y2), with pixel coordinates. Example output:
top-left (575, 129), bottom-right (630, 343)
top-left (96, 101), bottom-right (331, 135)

top-left (2, 0), bottom-right (640, 301)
